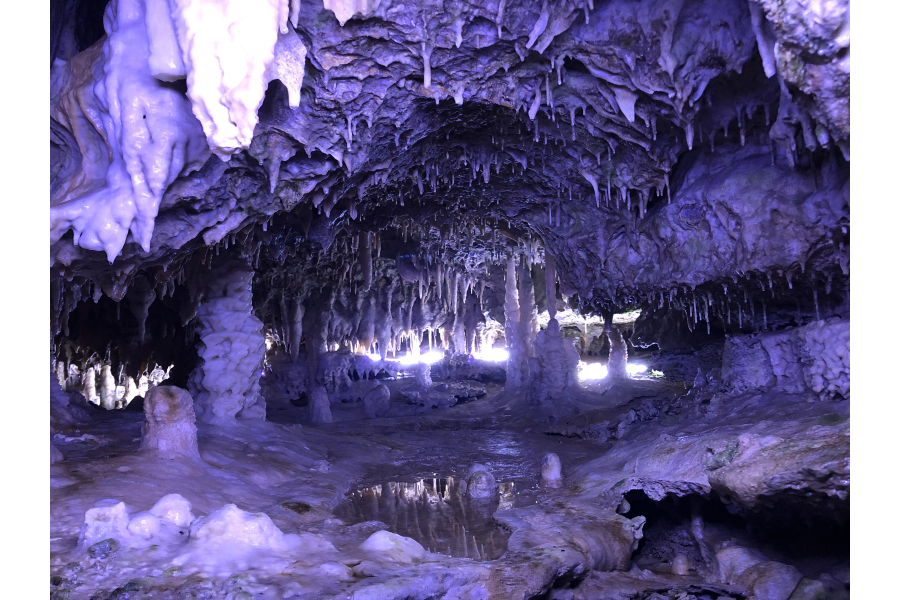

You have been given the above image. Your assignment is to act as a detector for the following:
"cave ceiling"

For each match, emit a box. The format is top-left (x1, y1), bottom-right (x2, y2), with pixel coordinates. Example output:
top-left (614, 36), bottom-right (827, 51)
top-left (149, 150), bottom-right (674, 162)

top-left (50, 0), bottom-right (850, 317)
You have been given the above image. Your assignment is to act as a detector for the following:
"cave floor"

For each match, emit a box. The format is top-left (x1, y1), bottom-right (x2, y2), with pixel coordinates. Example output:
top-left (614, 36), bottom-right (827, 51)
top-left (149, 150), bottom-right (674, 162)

top-left (50, 379), bottom-right (849, 599)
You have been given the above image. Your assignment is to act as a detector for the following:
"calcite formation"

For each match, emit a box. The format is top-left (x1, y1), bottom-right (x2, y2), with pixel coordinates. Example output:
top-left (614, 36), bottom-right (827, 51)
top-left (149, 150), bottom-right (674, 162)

top-left (48, 0), bottom-right (850, 598)
top-left (188, 252), bottom-right (267, 424)
top-left (140, 385), bottom-right (201, 459)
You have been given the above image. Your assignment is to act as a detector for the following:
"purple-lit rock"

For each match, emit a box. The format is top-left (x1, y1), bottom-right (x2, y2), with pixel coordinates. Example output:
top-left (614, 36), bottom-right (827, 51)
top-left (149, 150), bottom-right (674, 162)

top-left (49, 0), bottom-right (849, 596)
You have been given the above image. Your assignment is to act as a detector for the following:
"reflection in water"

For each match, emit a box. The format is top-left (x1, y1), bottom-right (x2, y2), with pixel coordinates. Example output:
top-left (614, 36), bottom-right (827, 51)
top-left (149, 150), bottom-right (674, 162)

top-left (335, 477), bottom-right (514, 560)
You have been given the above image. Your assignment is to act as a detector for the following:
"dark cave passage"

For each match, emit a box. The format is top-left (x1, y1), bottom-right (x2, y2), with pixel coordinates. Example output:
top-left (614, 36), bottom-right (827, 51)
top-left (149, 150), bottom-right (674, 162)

top-left (623, 489), bottom-right (849, 586)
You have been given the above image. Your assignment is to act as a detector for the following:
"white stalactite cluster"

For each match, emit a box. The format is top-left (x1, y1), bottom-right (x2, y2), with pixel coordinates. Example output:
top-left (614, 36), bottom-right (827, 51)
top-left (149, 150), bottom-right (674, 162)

top-left (188, 254), bottom-right (267, 423)
top-left (50, 0), bottom-right (210, 262)
top-left (50, 0), bottom-right (306, 262)
top-left (167, 0), bottom-right (306, 158)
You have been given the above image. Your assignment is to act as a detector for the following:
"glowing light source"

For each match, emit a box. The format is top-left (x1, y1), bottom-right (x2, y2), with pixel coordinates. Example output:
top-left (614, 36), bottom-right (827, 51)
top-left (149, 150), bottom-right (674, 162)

top-left (419, 351), bottom-right (446, 365)
top-left (473, 347), bottom-right (509, 362)
top-left (578, 362), bottom-right (608, 381)
top-left (577, 362), bottom-right (648, 381)
top-left (392, 350), bottom-right (445, 366)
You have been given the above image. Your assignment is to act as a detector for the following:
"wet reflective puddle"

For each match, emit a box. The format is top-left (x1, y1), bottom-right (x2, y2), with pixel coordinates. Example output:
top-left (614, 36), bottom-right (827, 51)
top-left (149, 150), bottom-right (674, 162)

top-left (335, 476), bottom-right (515, 560)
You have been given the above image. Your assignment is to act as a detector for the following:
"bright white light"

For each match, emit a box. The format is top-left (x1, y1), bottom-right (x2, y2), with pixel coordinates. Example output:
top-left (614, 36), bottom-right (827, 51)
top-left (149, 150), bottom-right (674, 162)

top-left (395, 353), bottom-right (420, 366)
top-left (393, 350), bottom-right (445, 366)
top-left (419, 351), bottom-right (445, 365)
top-left (578, 362), bottom-right (608, 381)
top-left (577, 361), bottom-right (648, 381)
top-left (473, 347), bottom-right (509, 362)
top-left (365, 352), bottom-right (382, 361)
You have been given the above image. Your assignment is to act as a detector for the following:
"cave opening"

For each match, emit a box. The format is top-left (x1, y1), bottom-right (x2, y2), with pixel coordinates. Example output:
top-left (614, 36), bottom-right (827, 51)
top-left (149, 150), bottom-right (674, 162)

top-left (623, 489), bottom-right (850, 588)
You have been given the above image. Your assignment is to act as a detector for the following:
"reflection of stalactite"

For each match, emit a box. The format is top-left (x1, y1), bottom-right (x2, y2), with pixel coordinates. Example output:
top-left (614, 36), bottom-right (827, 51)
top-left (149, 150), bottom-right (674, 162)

top-left (336, 477), bottom-right (510, 560)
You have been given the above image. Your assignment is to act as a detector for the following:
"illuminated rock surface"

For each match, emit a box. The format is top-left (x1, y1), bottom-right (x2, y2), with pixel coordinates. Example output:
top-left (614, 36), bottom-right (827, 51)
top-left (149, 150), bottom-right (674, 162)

top-left (49, 0), bottom-right (849, 597)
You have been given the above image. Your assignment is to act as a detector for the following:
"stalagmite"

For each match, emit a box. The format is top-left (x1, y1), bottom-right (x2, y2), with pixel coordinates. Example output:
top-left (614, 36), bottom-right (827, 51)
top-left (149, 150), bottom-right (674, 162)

top-left (541, 453), bottom-right (562, 488)
top-left (140, 386), bottom-right (201, 460)
top-left (531, 316), bottom-right (579, 405)
top-left (82, 365), bottom-right (99, 406)
top-left (363, 382), bottom-right (391, 418)
top-left (309, 385), bottom-right (333, 423)
top-left (99, 363), bottom-right (118, 410)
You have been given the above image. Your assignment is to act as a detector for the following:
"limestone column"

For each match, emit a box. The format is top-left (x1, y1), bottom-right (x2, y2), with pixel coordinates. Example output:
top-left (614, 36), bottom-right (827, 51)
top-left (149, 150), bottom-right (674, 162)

top-left (188, 252), bottom-right (266, 424)
top-left (302, 288), bottom-right (335, 423)
top-left (517, 259), bottom-right (538, 362)
top-left (288, 297), bottom-right (304, 362)
top-left (601, 308), bottom-right (629, 379)
top-left (504, 255), bottom-right (536, 388)
top-left (545, 254), bottom-right (557, 321)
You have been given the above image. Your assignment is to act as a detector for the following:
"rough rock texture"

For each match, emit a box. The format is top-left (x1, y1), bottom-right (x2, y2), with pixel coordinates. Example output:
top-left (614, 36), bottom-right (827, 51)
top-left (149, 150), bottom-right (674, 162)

top-left (415, 362), bottom-right (433, 388)
top-left (51, 442), bottom-right (64, 464)
top-left (722, 318), bottom-right (849, 400)
top-left (188, 253), bottom-right (267, 424)
top-left (48, 1), bottom-right (850, 596)
top-left (495, 499), bottom-right (646, 574)
top-left (359, 530), bottom-right (427, 564)
top-left (796, 319), bottom-right (850, 400)
top-left (363, 382), bottom-right (392, 418)
top-left (716, 544), bottom-right (804, 600)
top-left (749, 0), bottom-right (849, 155)
top-left (140, 385), bottom-right (201, 459)
top-left (721, 335), bottom-right (776, 392)
top-left (572, 398), bottom-right (849, 513)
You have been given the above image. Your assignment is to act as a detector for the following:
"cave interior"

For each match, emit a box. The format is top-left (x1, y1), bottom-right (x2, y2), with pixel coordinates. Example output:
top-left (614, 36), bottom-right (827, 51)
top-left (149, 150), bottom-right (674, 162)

top-left (49, 0), bottom-right (850, 598)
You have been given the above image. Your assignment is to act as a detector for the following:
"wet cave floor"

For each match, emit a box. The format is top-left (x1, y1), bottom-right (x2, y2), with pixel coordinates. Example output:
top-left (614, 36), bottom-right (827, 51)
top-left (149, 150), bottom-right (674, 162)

top-left (50, 377), bottom-right (849, 600)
